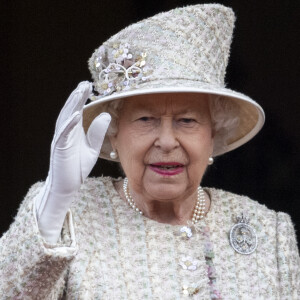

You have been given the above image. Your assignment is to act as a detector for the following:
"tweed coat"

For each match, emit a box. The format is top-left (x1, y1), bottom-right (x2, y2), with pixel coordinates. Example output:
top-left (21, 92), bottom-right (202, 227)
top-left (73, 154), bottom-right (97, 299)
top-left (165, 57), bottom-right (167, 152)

top-left (0, 177), bottom-right (299, 299)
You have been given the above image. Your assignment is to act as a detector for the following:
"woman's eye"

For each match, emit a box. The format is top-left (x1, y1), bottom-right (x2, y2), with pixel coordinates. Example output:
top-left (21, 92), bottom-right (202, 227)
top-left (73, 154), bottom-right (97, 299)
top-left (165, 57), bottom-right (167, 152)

top-left (179, 118), bottom-right (196, 124)
top-left (139, 116), bottom-right (152, 122)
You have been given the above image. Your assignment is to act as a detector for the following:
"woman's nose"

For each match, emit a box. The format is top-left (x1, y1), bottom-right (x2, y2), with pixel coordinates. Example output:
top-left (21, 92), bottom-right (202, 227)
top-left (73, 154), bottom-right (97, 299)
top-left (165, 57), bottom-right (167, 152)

top-left (154, 119), bottom-right (179, 152)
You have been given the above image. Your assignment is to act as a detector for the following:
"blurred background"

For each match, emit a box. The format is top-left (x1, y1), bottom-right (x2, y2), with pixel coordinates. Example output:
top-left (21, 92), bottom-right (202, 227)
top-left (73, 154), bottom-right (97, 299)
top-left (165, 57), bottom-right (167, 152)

top-left (1, 0), bottom-right (299, 244)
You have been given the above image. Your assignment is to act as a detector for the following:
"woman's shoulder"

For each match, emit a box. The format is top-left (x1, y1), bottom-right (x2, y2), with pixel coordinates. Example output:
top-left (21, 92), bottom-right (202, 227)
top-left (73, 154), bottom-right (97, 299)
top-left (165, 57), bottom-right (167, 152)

top-left (80, 175), bottom-right (115, 187)
top-left (206, 187), bottom-right (291, 222)
top-left (73, 176), bottom-right (119, 210)
top-left (79, 176), bottom-right (119, 194)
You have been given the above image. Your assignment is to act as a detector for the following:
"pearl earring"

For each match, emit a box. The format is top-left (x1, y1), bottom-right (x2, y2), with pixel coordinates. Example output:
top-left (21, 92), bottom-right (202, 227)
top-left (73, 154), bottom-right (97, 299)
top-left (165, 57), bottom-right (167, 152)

top-left (110, 150), bottom-right (118, 159)
top-left (208, 157), bottom-right (214, 165)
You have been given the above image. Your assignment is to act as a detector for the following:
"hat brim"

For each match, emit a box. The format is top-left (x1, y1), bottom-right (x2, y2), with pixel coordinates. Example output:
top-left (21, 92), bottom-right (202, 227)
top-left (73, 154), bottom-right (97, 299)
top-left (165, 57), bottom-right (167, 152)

top-left (83, 79), bottom-right (265, 160)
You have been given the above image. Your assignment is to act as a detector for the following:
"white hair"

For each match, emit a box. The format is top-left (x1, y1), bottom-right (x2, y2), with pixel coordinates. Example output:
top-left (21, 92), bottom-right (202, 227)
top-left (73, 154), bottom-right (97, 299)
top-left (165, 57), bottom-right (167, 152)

top-left (101, 94), bottom-right (240, 156)
top-left (209, 95), bottom-right (240, 155)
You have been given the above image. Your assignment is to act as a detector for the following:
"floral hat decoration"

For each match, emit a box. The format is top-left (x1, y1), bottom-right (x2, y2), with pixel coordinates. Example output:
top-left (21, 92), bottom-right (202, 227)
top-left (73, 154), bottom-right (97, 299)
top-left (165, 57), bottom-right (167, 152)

top-left (83, 3), bottom-right (265, 160)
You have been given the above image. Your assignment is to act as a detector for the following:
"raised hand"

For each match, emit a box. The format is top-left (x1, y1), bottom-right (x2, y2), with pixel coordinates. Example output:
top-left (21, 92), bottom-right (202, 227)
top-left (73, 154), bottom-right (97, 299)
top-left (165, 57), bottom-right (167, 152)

top-left (35, 82), bottom-right (111, 243)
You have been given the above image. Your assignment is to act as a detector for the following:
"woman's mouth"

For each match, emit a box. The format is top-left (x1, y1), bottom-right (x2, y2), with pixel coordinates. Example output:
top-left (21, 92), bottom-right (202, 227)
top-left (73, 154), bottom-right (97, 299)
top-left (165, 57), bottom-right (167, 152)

top-left (149, 162), bottom-right (184, 176)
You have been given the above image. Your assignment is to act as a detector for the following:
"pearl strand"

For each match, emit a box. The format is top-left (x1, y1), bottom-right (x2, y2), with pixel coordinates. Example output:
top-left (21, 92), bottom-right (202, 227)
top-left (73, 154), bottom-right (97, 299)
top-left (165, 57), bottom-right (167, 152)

top-left (123, 178), bottom-right (143, 215)
top-left (123, 178), bottom-right (206, 223)
top-left (191, 186), bottom-right (206, 224)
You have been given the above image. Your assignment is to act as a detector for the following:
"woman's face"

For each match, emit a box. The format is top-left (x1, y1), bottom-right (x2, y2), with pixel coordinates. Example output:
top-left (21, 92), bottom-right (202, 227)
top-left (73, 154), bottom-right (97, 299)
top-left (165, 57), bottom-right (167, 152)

top-left (110, 93), bottom-right (214, 202)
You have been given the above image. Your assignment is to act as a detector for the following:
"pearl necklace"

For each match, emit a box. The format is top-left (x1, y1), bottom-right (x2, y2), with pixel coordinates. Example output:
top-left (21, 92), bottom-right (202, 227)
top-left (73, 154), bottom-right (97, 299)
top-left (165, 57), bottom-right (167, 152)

top-left (123, 178), bottom-right (206, 224)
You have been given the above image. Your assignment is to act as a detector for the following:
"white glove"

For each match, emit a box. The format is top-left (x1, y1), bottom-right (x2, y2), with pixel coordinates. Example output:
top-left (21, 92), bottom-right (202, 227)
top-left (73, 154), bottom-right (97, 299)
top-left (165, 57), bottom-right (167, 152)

top-left (35, 81), bottom-right (111, 243)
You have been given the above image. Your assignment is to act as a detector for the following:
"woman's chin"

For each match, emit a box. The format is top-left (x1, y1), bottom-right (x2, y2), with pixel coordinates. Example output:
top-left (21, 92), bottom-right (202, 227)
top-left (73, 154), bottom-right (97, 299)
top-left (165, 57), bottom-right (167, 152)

top-left (143, 181), bottom-right (190, 201)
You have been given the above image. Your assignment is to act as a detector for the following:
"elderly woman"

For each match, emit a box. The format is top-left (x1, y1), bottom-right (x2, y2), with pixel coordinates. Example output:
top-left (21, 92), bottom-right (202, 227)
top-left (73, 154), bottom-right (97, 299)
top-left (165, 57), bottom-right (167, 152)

top-left (0, 3), bottom-right (299, 299)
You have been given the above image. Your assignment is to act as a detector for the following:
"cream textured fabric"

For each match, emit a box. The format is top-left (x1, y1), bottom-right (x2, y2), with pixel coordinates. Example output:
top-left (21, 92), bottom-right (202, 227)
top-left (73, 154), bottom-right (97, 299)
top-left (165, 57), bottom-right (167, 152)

top-left (83, 4), bottom-right (265, 158)
top-left (0, 177), bottom-right (299, 299)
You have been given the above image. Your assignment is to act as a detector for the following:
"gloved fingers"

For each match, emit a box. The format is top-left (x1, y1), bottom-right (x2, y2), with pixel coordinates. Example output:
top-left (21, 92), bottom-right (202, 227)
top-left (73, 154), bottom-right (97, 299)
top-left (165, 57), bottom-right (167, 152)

top-left (80, 113), bottom-right (111, 181)
top-left (55, 81), bottom-right (92, 132)
top-left (86, 112), bottom-right (111, 153)
top-left (54, 112), bottom-right (81, 149)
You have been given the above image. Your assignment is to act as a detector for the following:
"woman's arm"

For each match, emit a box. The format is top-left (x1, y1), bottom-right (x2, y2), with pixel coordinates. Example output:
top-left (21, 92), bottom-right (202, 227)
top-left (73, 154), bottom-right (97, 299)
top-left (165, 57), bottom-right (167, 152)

top-left (0, 82), bottom-right (111, 298)
top-left (277, 212), bottom-right (300, 299)
top-left (0, 183), bottom-right (76, 299)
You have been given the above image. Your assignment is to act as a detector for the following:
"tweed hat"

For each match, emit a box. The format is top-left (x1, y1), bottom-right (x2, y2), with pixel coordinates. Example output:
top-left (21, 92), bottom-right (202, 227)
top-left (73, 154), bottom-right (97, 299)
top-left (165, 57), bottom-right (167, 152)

top-left (83, 3), bottom-right (265, 160)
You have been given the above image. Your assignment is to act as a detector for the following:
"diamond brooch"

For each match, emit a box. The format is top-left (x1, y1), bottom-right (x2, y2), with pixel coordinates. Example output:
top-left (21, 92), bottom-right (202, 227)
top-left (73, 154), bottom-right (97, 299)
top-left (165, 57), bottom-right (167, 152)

top-left (229, 213), bottom-right (258, 255)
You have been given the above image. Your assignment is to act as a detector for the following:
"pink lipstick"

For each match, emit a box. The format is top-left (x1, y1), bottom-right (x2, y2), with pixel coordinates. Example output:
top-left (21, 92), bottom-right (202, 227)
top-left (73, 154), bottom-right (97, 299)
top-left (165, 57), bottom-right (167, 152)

top-left (149, 162), bottom-right (184, 176)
